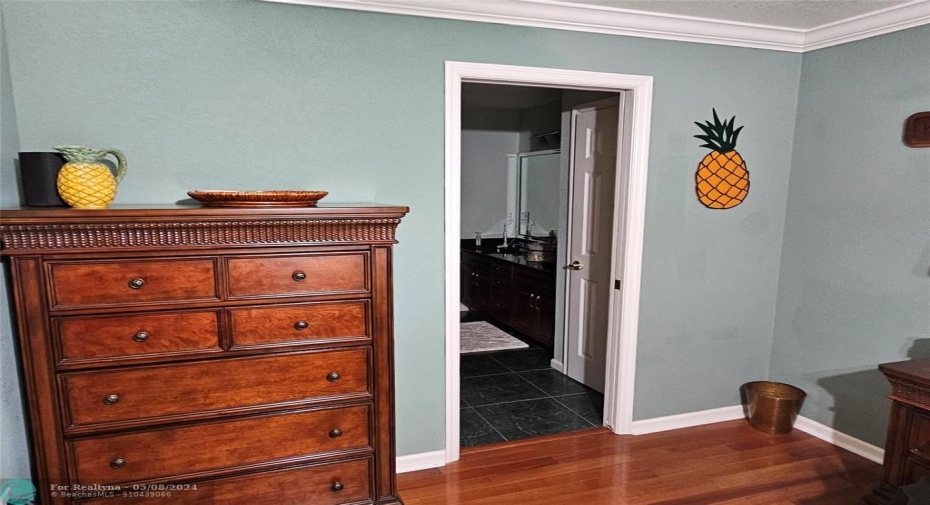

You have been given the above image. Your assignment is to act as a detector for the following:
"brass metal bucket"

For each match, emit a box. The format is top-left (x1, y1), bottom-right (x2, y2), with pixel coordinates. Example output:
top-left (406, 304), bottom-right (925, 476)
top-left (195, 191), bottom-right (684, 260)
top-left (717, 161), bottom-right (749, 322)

top-left (744, 381), bottom-right (806, 435)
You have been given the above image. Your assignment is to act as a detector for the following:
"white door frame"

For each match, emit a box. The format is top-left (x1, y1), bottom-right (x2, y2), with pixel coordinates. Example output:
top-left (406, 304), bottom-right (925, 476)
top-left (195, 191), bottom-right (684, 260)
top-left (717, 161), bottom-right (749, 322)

top-left (444, 61), bottom-right (653, 464)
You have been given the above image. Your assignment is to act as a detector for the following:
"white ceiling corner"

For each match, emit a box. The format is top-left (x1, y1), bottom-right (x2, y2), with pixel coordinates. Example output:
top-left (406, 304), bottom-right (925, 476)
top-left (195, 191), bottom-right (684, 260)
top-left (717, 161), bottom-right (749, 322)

top-left (264, 0), bottom-right (930, 52)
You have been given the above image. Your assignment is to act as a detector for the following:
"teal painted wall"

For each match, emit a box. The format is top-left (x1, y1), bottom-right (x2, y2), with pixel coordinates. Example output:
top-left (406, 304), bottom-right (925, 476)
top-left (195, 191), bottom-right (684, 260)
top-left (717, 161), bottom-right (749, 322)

top-left (771, 25), bottom-right (930, 447)
top-left (0, 2), bottom-right (31, 479)
top-left (0, 0), bottom-right (801, 472)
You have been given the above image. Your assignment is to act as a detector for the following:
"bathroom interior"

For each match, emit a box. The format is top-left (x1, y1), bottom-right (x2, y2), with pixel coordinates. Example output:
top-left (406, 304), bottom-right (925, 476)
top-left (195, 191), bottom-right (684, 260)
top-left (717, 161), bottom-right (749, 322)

top-left (458, 83), bottom-right (617, 447)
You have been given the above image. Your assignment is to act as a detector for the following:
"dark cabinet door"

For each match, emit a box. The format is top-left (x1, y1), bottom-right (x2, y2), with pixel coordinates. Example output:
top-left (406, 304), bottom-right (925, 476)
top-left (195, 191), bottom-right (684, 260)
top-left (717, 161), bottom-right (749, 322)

top-left (534, 293), bottom-right (556, 346)
top-left (461, 264), bottom-right (475, 308)
top-left (461, 255), bottom-right (491, 312)
top-left (489, 281), bottom-right (514, 323)
top-left (472, 268), bottom-right (490, 311)
top-left (511, 288), bottom-right (537, 335)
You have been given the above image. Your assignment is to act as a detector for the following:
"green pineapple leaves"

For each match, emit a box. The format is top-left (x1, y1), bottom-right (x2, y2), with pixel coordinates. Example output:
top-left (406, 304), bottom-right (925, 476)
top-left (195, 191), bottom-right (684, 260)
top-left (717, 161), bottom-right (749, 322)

top-left (694, 109), bottom-right (743, 153)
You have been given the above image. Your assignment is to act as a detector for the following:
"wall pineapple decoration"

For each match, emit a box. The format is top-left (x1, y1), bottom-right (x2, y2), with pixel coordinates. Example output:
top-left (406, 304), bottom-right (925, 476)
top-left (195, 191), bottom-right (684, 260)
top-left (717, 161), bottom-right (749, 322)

top-left (694, 109), bottom-right (749, 209)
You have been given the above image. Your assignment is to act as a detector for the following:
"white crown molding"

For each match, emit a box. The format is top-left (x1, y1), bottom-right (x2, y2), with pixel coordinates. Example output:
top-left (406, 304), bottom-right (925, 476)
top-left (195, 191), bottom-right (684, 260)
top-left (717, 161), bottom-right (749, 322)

top-left (803, 0), bottom-right (930, 51)
top-left (263, 0), bottom-right (930, 52)
top-left (264, 0), bottom-right (806, 52)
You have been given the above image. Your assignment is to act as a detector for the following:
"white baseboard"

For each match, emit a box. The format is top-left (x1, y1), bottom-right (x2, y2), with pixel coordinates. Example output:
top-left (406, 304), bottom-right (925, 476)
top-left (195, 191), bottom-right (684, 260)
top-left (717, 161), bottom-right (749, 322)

top-left (396, 449), bottom-right (447, 473)
top-left (794, 416), bottom-right (885, 464)
top-left (630, 405), bottom-right (885, 464)
top-left (550, 358), bottom-right (564, 373)
top-left (631, 405), bottom-right (745, 434)
top-left (399, 411), bottom-right (884, 474)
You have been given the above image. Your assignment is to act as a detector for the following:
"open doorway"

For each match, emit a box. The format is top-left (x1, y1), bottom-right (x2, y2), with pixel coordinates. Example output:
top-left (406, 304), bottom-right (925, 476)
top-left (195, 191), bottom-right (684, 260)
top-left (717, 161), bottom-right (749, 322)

top-left (458, 84), bottom-right (618, 447)
top-left (445, 61), bottom-right (653, 463)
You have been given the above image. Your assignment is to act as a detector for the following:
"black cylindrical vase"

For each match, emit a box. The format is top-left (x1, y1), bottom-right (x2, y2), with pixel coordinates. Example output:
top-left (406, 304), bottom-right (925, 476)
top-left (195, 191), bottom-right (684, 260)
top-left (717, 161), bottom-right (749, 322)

top-left (18, 152), bottom-right (67, 206)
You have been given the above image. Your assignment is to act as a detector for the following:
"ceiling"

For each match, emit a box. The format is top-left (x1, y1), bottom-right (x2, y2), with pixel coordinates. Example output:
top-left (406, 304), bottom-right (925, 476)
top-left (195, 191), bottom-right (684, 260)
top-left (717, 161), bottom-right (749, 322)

top-left (267, 0), bottom-right (930, 51)
top-left (462, 83), bottom-right (563, 110)
top-left (564, 0), bottom-right (913, 30)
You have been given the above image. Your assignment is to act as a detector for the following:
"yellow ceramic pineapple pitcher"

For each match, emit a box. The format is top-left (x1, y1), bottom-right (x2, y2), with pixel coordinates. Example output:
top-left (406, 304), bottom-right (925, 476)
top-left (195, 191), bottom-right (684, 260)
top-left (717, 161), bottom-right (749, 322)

top-left (54, 145), bottom-right (127, 209)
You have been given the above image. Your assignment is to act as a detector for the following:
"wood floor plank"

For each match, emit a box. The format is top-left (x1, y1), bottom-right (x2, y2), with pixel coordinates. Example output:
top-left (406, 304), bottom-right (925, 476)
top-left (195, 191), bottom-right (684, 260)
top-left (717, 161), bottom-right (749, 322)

top-left (397, 420), bottom-right (883, 505)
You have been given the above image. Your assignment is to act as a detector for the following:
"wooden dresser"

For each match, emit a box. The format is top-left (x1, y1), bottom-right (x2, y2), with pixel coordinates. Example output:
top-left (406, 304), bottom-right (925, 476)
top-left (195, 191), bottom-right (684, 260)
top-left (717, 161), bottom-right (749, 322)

top-left (0, 204), bottom-right (407, 505)
top-left (866, 359), bottom-right (930, 504)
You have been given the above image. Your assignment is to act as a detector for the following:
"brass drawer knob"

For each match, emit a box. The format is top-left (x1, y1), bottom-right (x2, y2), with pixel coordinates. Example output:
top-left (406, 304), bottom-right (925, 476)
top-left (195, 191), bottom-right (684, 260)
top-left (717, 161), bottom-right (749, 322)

top-left (110, 458), bottom-right (126, 469)
top-left (103, 394), bottom-right (120, 405)
top-left (128, 278), bottom-right (146, 289)
top-left (294, 320), bottom-right (309, 330)
top-left (326, 372), bottom-right (341, 382)
top-left (330, 481), bottom-right (344, 492)
top-left (133, 331), bottom-right (150, 343)
top-left (329, 428), bottom-right (343, 438)
top-left (292, 270), bottom-right (307, 281)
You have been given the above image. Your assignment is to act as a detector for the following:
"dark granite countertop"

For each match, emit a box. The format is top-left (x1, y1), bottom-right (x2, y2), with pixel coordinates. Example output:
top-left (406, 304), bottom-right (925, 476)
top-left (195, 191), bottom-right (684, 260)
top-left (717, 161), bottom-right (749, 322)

top-left (462, 248), bottom-right (556, 273)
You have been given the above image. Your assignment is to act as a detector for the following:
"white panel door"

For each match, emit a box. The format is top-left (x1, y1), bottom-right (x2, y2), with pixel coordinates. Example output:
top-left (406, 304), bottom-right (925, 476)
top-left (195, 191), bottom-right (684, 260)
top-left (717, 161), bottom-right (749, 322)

top-left (565, 98), bottom-right (620, 393)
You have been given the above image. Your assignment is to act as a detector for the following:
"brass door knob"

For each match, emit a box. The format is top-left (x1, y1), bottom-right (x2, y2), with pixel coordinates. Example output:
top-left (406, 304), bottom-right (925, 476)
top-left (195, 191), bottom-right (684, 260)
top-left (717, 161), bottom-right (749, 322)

top-left (565, 261), bottom-right (584, 271)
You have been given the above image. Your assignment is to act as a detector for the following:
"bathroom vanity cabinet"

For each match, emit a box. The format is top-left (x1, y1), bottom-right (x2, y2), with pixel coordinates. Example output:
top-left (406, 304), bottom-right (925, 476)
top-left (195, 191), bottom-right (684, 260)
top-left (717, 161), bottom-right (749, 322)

top-left (461, 250), bottom-right (555, 347)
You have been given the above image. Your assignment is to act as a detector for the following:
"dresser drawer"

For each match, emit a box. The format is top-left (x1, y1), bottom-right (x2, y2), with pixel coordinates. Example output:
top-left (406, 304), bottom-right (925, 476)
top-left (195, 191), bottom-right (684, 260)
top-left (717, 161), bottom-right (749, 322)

top-left (55, 311), bottom-right (221, 365)
top-left (72, 405), bottom-right (371, 485)
top-left (230, 300), bottom-right (369, 349)
top-left (226, 253), bottom-right (368, 298)
top-left (905, 456), bottom-right (930, 484)
top-left (48, 259), bottom-right (218, 309)
top-left (909, 411), bottom-right (930, 460)
top-left (81, 458), bottom-right (373, 505)
top-left (62, 349), bottom-right (370, 429)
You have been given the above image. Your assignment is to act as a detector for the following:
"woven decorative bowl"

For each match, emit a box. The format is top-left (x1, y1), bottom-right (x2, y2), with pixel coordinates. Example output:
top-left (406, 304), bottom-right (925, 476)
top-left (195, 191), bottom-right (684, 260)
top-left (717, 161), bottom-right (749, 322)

top-left (187, 190), bottom-right (329, 207)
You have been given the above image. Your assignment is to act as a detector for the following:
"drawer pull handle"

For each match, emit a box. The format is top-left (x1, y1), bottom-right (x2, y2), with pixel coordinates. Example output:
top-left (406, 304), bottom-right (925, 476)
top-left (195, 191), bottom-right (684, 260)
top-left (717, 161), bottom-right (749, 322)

top-left (103, 394), bottom-right (120, 405)
top-left (133, 331), bottom-right (150, 343)
top-left (330, 481), bottom-right (344, 492)
top-left (326, 372), bottom-right (341, 382)
top-left (292, 270), bottom-right (307, 281)
top-left (128, 278), bottom-right (146, 289)
top-left (329, 428), bottom-right (343, 438)
top-left (294, 320), bottom-right (309, 330)
top-left (110, 458), bottom-right (126, 469)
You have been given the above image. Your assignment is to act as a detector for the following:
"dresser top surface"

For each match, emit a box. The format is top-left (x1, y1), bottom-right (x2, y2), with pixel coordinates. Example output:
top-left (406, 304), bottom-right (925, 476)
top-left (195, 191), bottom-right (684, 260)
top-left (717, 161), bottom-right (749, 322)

top-left (0, 203), bottom-right (409, 222)
top-left (879, 358), bottom-right (930, 384)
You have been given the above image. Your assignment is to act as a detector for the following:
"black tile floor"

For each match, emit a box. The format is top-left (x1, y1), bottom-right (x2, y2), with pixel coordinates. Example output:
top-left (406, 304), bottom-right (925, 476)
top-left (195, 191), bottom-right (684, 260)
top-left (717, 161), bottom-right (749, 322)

top-left (460, 347), bottom-right (605, 447)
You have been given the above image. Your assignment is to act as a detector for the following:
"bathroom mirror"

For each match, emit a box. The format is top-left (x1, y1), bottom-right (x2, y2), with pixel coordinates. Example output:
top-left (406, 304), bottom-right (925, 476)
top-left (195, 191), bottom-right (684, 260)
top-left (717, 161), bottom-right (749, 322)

top-left (516, 150), bottom-right (561, 237)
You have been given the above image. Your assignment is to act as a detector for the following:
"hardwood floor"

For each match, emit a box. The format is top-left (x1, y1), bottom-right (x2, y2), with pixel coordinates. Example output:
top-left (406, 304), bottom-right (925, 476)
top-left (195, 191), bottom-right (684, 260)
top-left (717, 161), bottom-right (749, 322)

top-left (397, 420), bottom-right (883, 505)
